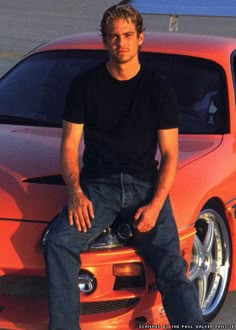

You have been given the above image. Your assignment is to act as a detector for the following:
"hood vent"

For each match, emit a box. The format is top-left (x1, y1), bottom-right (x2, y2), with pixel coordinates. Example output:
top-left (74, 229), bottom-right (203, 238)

top-left (23, 174), bottom-right (65, 186)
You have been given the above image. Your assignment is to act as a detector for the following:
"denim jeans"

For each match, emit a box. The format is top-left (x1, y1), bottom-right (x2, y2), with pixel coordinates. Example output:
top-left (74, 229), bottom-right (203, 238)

top-left (43, 173), bottom-right (206, 330)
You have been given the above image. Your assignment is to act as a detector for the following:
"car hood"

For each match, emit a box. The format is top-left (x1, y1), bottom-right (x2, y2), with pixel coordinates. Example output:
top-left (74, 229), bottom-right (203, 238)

top-left (0, 125), bottom-right (223, 221)
top-left (0, 125), bottom-right (223, 182)
top-left (177, 134), bottom-right (223, 169)
top-left (0, 125), bottom-right (62, 180)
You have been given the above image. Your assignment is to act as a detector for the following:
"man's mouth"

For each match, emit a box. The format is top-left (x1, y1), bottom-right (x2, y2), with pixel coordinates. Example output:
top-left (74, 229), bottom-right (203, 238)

top-left (117, 48), bottom-right (129, 54)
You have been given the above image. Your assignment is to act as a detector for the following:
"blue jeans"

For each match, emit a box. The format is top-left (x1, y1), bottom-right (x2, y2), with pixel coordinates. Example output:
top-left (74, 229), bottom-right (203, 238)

top-left (43, 173), bottom-right (206, 330)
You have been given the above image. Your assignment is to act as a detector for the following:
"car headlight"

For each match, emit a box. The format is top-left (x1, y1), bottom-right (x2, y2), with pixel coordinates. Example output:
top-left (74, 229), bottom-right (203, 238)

top-left (116, 223), bottom-right (133, 241)
top-left (88, 222), bottom-right (133, 250)
top-left (88, 227), bottom-right (122, 250)
top-left (78, 271), bottom-right (97, 294)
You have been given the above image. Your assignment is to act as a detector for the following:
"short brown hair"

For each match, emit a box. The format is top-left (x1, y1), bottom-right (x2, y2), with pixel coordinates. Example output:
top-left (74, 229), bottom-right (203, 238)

top-left (100, 4), bottom-right (144, 39)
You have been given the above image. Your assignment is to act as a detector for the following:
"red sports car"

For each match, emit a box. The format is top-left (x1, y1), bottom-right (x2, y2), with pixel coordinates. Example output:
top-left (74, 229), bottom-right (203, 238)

top-left (0, 31), bottom-right (236, 329)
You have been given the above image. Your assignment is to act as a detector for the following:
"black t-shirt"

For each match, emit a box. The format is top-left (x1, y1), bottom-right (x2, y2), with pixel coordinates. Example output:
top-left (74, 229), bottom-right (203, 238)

top-left (63, 63), bottom-right (177, 181)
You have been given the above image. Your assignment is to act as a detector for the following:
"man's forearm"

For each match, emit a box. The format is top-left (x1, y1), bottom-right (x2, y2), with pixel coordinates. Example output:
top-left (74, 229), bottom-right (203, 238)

top-left (151, 128), bottom-right (178, 209)
top-left (151, 153), bottom-right (177, 208)
top-left (60, 143), bottom-right (82, 195)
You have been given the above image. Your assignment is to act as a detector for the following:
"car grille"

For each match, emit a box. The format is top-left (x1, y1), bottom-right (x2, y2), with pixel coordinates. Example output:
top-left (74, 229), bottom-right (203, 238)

top-left (0, 275), bottom-right (140, 315)
top-left (0, 275), bottom-right (47, 297)
top-left (81, 298), bottom-right (139, 315)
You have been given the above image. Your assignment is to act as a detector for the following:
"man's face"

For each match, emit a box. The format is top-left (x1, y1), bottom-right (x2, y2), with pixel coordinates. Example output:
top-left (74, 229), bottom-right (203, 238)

top-left (104, 18), bottom-right (144, 64)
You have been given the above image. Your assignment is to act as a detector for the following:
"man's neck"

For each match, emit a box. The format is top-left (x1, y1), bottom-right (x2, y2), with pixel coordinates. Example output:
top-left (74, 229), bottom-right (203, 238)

top-left (106, 60), bottom-right (141, 81)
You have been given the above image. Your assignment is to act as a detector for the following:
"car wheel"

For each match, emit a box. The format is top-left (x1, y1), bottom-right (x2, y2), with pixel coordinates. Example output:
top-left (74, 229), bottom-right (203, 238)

top-left (189, 202), bottom-right (231, 321)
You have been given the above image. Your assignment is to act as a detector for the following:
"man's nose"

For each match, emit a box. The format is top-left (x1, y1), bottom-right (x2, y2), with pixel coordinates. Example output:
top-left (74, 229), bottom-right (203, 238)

top-left (116, 35), bottom-right (126, 47)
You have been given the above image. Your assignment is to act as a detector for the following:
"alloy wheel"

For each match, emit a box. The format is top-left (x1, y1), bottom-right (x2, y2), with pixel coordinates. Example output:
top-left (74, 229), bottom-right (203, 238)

top-left (189, 205), bottom-right (231, 320)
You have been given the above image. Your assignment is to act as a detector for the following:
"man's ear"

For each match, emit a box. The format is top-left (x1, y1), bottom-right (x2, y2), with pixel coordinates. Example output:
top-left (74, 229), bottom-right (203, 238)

top-left (102, 36), bottom-right (108, 48)
top-left (138, 32), bottom-right (144, 46)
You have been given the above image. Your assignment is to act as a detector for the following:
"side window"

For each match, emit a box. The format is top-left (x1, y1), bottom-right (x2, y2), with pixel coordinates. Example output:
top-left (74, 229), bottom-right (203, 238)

top-left (141, 53), bottom-right (229, 134)
top-left (232, 53), bottom-right (236, 103)
top-left (175, 67), bottom-right (225, 134)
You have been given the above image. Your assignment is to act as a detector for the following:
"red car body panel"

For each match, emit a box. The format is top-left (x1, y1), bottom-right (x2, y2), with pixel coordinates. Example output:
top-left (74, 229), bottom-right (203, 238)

top-left (1, 32), bottom-right (236, 329)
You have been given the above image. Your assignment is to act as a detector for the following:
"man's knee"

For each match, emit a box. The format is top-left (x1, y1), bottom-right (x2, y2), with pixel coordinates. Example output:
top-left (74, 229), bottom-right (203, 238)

top-left (156, 255), bottom-right (188, 289)
top-left (41, 207), bottom-right (75, 250)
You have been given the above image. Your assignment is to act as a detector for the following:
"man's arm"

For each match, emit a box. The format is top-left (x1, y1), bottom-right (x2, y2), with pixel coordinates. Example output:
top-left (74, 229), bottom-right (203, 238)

top-left (61, 120), bottom-right (94, 232)
top-left (134, 128), bottom-right (178, 232)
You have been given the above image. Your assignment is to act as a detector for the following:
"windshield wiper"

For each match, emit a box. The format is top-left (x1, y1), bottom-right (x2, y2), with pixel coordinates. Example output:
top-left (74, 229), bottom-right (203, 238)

top-left (0, 115), bottom-right (61, 127)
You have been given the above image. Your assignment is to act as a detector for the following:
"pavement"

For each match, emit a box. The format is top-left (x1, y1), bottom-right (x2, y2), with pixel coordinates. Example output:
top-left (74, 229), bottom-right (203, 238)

top-left (0, 0), bottom-right (236, 327)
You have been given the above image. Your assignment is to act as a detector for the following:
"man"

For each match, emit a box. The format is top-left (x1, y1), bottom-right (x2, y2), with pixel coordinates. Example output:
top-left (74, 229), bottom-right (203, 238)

top-left (43, 4), bottom-right (206, 330)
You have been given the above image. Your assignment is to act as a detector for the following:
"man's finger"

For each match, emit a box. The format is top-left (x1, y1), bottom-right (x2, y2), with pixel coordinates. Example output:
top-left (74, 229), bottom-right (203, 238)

top-left (77, 208), bottom-right (87, 232)
top-left (88, 202), bottom-right (94, 220)
top-left (68, 208), bottom-right (74, 226)
top-left (82, 206), bottom-right (92, 229)
top-left (73, 209), bottom-right (83, 232)
top-left (134, 208), bottom-right (143, 221)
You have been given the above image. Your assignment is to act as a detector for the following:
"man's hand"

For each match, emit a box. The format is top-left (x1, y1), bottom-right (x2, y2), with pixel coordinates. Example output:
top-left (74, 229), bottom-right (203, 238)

top-left (134, 202), bottom-right (161, 232)
top-left (133, 128), bottom-right (178, 233)
top-left (68, 191), bottom-right (94, 232)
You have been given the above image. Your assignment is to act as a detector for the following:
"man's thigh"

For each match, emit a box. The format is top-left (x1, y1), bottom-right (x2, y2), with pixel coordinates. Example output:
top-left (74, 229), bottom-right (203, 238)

top-left (132, 198), bottom-right (183, 273)
top-left (43, 178), bottom-right (121, 252)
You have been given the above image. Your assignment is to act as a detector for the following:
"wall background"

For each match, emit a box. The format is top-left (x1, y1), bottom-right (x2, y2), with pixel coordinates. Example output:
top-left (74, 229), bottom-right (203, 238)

top-left (0, 0), bottom-right (236, 77)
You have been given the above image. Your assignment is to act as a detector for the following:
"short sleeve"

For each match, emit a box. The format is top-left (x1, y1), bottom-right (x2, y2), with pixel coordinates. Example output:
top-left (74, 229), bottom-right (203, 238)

top-left (63, 73), bottom-right (87, 124)
top-left (157, 78), bottom-right (178, 129)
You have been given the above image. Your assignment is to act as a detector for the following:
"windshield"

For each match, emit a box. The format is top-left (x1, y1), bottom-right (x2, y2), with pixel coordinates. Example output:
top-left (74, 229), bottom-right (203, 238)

top-left (0, 49), bottom-right (228, 133)
top-left (0, 50), bottom-right (108, 127)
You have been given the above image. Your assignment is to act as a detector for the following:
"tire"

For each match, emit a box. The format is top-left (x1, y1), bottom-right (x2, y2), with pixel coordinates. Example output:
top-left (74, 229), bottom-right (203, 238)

top-left (189, 202), bottom-right (231, 321)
